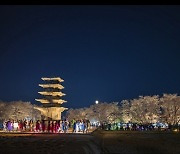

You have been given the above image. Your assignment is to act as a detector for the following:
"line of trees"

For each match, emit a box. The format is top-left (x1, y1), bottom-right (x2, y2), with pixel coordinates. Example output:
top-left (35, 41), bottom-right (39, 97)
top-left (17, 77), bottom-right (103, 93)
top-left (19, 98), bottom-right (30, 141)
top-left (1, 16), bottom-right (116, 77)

top-left (0, 101), bottom-right (41, 121)
top-left (67, 94), bottom-right (180, 125)
top-left (0, 93), bottom-right (179, 126)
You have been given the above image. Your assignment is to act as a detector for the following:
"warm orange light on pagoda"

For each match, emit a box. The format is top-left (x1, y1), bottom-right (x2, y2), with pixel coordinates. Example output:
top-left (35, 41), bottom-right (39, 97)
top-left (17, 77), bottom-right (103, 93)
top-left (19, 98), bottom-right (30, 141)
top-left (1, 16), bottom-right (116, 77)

top-left (39, 84), bottom-right (64, 89)
top-left (42, 77), bottom-right (64, 82)
top-left (35, 76), bottom-right (67, 120)
top-left (38, 91), bottom-right (66, 96)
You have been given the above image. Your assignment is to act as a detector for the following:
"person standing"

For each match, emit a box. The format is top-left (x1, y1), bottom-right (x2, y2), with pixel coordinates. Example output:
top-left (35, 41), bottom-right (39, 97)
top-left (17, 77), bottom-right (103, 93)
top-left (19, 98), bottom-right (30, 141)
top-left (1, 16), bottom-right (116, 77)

top-left (29, 120), bottom-right (34, 132)
top-left (47, 121), bottom-right (50, 133)
top-left (13, 120), bottom-right (18, 131)
top-left (42, 120), bottom-right (45, 132)
top-left (53, 121), bottom-right (56, 133)
top-left (36, 120), bottom-right (40, 132)
top-left (86, 119), bottom-right (90, 133)
top-left (76, 120), bottom-right (80, 133)
top-left (7, 120), bottom-right (13, 132)
top-left (3, 120), bottom-right (7, 131)
top-left (62, 120), bottom-right (65, 133)
top-left (64, 121), bottom-right (67, 133)
top-left (73, 120), bottom-right (76, 133)
top-left (58, 120), bottom-right (62, 133)
top-left (23, 120), bottom-right (27, 131)
top-left (19, 120), bottom-right (23, 132)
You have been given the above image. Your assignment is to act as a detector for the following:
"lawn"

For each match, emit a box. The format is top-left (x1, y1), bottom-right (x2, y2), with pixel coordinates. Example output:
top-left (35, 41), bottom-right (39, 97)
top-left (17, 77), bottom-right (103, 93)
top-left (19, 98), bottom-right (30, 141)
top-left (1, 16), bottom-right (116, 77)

top-left (92, 130), bottom-right (180, 154)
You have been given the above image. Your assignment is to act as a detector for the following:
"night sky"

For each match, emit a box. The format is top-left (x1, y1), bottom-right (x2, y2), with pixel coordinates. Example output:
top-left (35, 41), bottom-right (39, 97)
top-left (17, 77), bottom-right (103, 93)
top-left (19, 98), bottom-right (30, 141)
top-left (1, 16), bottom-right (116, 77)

top-left (0, 5), bottom-right (180, 109)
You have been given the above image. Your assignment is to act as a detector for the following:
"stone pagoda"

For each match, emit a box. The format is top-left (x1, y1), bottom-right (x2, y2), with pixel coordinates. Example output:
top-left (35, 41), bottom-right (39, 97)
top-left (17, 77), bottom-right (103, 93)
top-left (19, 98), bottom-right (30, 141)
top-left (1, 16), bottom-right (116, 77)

top-left (35, 77), bottom-right (68, 120)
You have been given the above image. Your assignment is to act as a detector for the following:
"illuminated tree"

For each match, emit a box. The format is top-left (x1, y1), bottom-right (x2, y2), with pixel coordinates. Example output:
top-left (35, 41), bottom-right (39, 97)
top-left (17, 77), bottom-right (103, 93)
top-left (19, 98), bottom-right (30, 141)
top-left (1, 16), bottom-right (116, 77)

top-left (88, 102), bottom-right (120, 123)
top-left (0, 101), bottom-right (41, 120)
top-left (130, 95), bottom-right (160, 123)
top-left (67, 108), bottom-right (87, 121)
top-left (0, 101), bottom-right (6, 120)
top-left (64, 94), bottom-right (180, 125)
top-left (160, 94), bottom-right (180, 125)
top-left (67, 102), bottom-right (121, 123)
top-left (121, 99), bottom-right (131, 123)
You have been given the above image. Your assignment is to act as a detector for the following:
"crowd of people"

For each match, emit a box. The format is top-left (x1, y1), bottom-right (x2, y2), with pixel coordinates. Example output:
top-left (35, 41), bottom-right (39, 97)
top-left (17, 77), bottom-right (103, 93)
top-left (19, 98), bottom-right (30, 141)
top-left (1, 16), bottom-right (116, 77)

top-left (101, 122), bottom-right (180, 131)
top-left (71, 119), bottom-right (91, 133)
top-left (1, 119), bottom-right (91, 133)
top-left (2, 119), bottom-right (179, 133)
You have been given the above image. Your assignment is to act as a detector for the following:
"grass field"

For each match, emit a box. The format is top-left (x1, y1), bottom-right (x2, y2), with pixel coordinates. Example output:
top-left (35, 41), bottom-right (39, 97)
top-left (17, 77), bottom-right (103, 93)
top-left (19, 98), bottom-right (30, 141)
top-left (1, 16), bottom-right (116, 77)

top-left (0, 133), bottom-right (101, 154)
top-left (0, 130), bottom-right (179, 154)
top-left (92, 130), bottom-right (180, 154)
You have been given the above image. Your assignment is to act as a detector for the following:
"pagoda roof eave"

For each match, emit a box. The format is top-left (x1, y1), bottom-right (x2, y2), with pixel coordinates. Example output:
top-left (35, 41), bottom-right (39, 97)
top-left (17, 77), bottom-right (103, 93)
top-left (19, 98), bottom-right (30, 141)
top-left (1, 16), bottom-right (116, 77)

top-left (39, 84), bottom-right (64, 89)
top-left (38, 91), bottom-right (66, 97)
top-left (35, 99), bottom-right (67, 104)
top-left (42, 77), bottom-right (64, 82)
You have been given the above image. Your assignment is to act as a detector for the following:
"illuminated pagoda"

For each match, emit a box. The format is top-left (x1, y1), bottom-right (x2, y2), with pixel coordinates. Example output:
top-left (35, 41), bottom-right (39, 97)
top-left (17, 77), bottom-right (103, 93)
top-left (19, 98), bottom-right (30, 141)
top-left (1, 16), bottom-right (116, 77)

top-left (35, 77), bottom-right (68, 120)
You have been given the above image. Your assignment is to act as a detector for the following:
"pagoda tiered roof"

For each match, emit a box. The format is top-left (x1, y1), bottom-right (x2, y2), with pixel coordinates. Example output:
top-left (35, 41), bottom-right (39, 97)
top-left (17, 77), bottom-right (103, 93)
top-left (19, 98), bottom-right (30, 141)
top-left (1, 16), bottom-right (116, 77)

top-left (42, 77), bottom-right (64, 82)
top-left (39, 84), bottom-right (64, 89)
top-left (38, 91), bottom-right (66, 96)
top-left (36, 76), bottom-right (67, 107)
top-left (35, 76), bottom-right (67, 120)
top-left (35, 99), bottom-right (67, 104)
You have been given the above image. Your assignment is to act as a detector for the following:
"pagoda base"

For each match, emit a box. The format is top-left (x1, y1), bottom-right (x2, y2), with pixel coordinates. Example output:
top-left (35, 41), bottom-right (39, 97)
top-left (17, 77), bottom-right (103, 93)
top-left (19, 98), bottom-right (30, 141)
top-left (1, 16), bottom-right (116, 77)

top-left (34, 106), bottom-right (68, 120)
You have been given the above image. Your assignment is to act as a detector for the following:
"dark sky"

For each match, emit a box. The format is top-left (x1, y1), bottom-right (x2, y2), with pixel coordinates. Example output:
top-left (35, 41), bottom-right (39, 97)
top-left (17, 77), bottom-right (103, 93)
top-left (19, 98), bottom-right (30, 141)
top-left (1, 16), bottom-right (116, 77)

top-left (0, 5), bottom-right (180, 109)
